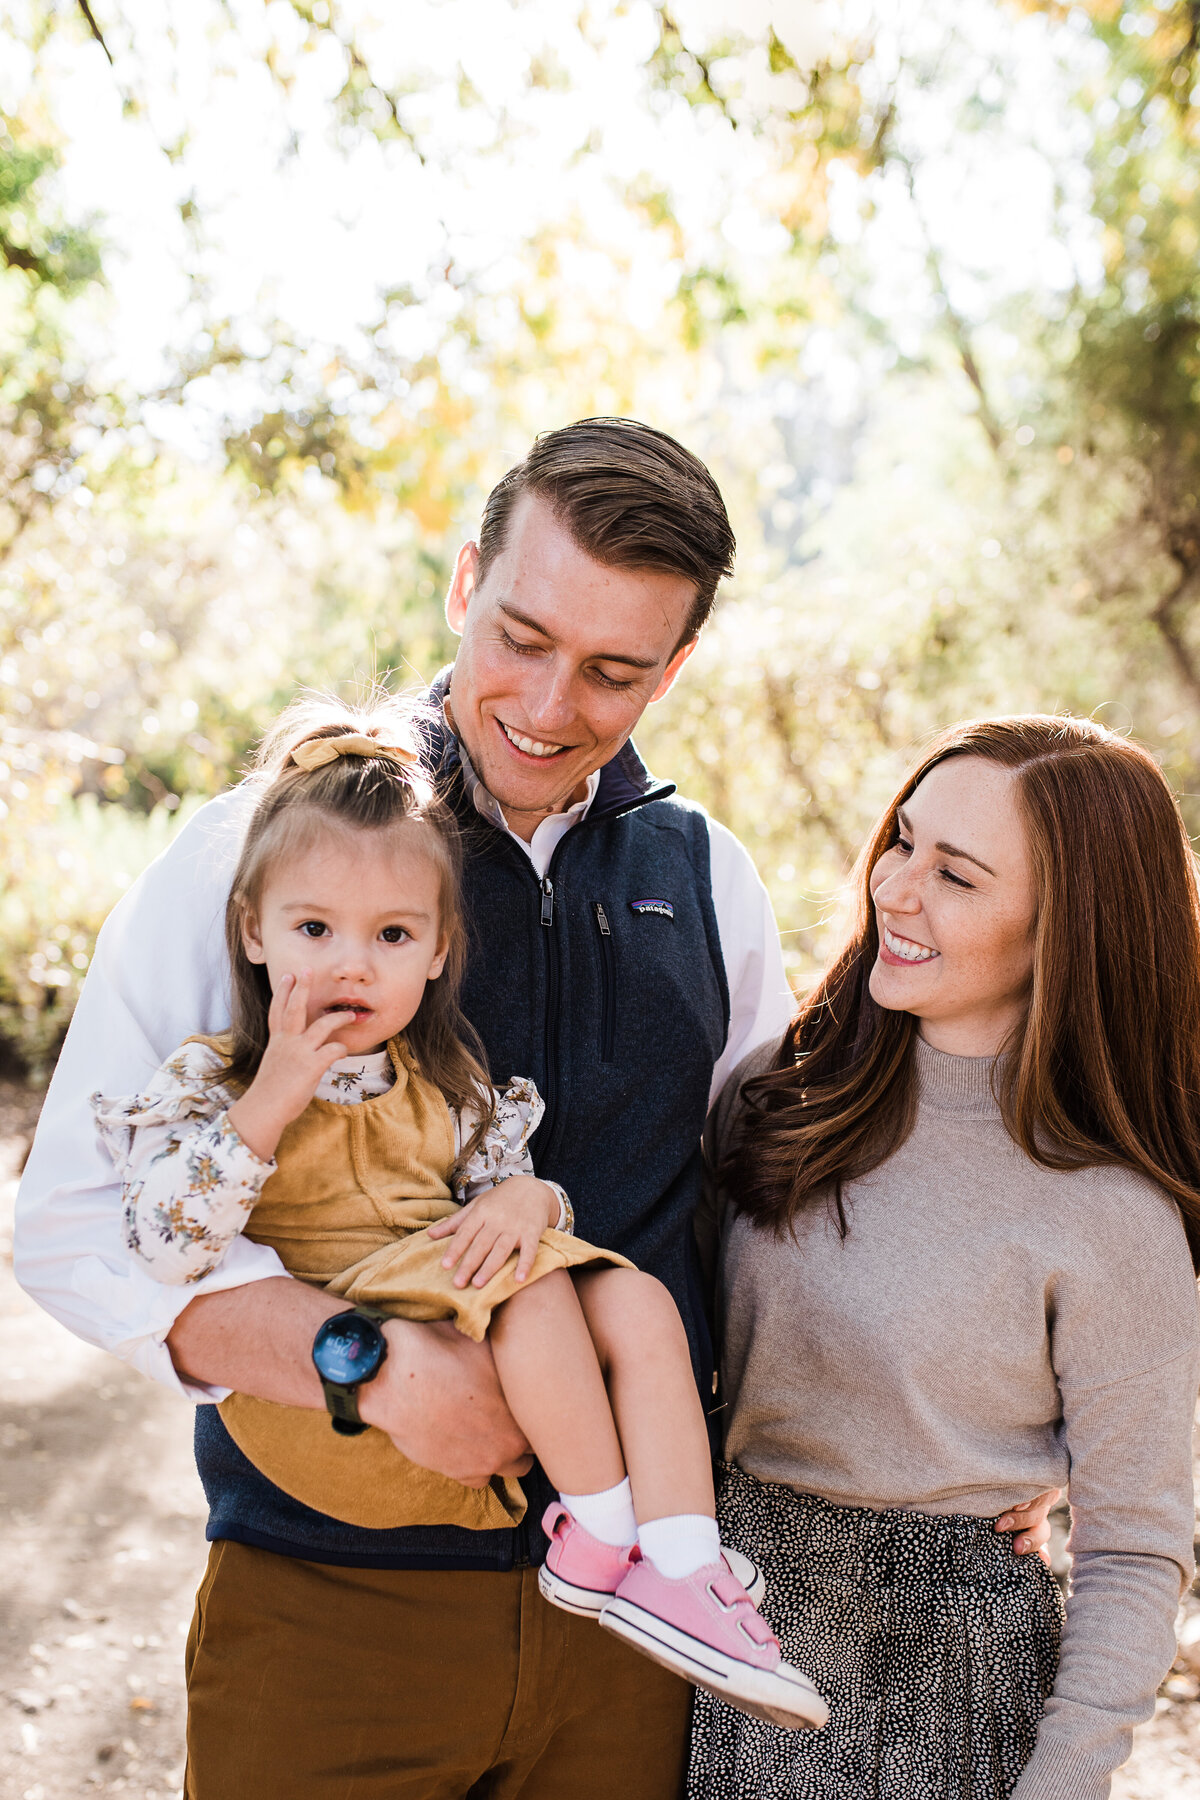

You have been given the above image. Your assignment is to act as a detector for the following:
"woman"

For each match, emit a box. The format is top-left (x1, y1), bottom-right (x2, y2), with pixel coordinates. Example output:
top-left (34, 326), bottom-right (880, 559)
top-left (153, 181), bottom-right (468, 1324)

top-left (692, 716), bottom-right (1200, 1800)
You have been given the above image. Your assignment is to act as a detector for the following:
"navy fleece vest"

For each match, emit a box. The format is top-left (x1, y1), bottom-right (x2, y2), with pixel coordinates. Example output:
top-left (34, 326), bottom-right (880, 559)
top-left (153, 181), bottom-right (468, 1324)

top-left (195, 698), bottom-right (730, 1570)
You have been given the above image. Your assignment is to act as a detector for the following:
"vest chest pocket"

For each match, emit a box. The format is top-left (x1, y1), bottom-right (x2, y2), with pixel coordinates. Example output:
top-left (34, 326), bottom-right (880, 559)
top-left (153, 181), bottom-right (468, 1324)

top-left (593, 901), bottom-right (617, 1063)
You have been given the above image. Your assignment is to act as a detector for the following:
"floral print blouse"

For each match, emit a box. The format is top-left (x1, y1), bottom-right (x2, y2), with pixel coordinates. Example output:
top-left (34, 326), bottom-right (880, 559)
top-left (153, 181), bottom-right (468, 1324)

top-left (92, 1041), bottom-right (567, 1287)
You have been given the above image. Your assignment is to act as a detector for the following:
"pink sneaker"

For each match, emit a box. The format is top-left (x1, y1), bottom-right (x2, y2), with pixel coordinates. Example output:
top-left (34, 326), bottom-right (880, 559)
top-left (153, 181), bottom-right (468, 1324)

top-left (537, 1503), bottom-right (640, 1617)
top-left (537, 1504), bottom-right (769, 1618)
top-left (599, 1559), bottom-right (829, 1730)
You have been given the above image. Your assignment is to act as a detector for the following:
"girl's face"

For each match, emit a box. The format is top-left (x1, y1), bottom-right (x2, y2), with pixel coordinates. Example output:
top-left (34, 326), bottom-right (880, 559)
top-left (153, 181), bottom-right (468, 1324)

top-left (867, 755), bottom-right (1037, 1057)
top-left (242, 825), bottom-right (449, 1056)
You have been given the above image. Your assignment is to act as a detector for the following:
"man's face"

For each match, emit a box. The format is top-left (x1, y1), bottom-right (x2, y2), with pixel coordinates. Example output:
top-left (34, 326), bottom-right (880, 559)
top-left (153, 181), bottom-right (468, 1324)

top-left (445, 492), bottom-right (698, 838)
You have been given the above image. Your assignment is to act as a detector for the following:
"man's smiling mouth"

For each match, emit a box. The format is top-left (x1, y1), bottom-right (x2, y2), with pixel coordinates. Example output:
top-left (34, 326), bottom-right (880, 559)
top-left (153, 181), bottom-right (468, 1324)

top-left (499, 720), bottom-right (568, 759)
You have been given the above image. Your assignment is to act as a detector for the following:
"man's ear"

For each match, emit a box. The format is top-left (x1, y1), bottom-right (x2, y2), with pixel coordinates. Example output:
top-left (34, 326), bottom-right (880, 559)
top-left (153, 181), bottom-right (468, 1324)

top-left (649, 634), bottom-right (699, 705)
top-left (241, 906), bottom-right (267, 966)
top-left (445, 542), bottom-right (480, 636)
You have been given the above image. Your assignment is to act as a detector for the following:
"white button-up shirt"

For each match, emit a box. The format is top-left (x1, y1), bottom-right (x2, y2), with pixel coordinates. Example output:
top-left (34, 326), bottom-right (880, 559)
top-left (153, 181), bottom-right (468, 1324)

top-left (14, 754), bottom-right (794, 1401)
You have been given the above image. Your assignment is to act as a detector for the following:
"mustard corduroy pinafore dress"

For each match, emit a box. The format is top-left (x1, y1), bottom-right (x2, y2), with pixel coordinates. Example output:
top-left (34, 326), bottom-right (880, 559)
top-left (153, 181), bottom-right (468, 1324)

top-left (206, 1035), bottom-right (627, 1531)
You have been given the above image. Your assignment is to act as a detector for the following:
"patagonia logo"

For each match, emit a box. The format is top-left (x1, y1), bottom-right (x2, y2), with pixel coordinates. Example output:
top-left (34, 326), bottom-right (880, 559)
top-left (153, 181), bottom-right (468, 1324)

top-left (629, 898), bottom-right (674, 919)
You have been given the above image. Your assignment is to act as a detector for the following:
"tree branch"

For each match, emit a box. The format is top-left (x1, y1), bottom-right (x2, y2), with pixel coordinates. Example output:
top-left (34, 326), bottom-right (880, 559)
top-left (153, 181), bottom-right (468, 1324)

top-left (761, 672), bottom-right (858, 868)
top-left (898, 154), bottom-right (1004, 456)
top-left (77, 0), bottom-right (114, 64)
top-left (655, 5), bottom-right (738, 126)
top-left (1152, 556), bottom-right (1200, 710)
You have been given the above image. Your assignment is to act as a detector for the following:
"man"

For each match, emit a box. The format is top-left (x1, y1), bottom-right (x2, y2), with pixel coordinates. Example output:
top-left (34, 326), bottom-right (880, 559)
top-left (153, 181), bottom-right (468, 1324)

top-left (17, 418), bottom-right (794, 1798)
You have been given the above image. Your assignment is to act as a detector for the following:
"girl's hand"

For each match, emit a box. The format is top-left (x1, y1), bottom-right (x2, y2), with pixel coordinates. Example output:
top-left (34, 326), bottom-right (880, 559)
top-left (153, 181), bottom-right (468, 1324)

top-left (427, 1175), bottom-right (560, 1290)
top-left (226, 971), bottom-right (354, 1161)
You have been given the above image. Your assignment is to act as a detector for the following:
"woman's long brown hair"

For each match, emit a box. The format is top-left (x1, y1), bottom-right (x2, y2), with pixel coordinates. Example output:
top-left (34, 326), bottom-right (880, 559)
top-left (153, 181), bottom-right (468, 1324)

top-left (729, 715), bottom-right (1200, 1270)
top-left (220, 693), bottom-right (496, 1170)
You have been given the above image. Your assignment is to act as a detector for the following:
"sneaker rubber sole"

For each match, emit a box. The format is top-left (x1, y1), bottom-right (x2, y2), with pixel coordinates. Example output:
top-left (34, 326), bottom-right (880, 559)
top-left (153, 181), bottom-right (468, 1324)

top-left (598, 1598), bottom-right (829, 1731)
top-left (538, 1546), bottom-right (766, 1619)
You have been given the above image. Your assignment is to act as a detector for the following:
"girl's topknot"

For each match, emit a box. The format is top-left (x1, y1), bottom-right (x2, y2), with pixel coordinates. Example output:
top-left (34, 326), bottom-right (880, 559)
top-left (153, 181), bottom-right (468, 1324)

top-left (253, 691), bottom-right (438, 813)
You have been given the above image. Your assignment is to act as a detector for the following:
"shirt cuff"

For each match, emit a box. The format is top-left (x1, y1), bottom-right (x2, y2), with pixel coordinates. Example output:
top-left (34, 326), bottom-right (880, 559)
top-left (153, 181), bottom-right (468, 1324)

top-left (545, 1181), bottom-right (573, 1234)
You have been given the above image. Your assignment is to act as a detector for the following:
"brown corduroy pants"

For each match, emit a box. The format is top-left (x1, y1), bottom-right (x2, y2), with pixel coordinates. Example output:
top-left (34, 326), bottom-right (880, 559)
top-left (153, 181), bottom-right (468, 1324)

top-left (184, 1540), bottom-right (692, 1800)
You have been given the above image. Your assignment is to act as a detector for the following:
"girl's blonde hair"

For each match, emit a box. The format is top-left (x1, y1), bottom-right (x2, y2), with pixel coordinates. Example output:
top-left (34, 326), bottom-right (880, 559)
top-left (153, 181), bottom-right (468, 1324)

top-left (223, 692), bottom-right (495, 1166)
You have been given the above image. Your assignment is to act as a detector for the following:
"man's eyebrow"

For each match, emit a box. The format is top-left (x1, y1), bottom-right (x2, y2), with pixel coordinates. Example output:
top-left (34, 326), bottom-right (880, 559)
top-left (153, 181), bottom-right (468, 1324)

top-left (897, 809), bottom-right (997, 877)
top-left (497, 601), bottom-right (659, 671)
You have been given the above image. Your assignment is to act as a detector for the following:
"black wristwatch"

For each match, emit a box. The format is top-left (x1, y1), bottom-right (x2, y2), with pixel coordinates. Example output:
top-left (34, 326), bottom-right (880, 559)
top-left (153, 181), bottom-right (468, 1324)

top-left (312, 1306), bottom-right (389, 1436)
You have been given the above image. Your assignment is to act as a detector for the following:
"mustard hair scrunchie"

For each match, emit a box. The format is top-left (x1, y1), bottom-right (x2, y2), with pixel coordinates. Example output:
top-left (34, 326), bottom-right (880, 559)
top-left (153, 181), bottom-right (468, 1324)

top-left (290, 732), bottom-right (420, 772)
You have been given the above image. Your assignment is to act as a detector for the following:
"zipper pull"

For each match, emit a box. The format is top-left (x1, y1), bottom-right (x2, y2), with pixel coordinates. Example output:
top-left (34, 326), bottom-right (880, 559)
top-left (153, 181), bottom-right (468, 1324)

top-left (594, 902), bottom-right (611, 936)
top-left (540, 877), bottom-right (554, 926)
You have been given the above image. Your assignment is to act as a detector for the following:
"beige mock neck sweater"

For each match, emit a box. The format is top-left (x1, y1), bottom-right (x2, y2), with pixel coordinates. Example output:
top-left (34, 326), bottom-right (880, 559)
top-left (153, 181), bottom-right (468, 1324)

top-left (706, 1036), bottom-right (1200, 1800)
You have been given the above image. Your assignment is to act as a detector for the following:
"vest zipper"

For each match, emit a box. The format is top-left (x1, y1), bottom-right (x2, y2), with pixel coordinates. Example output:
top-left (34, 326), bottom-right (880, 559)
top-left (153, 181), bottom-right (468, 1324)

top-left (593, 902), bottom-right (616, 1063)
top-left (539, 873), bottom-right (560, 1154)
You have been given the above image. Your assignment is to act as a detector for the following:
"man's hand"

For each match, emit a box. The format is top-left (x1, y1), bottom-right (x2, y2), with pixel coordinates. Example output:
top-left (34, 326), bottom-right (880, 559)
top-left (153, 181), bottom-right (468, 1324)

top-left (427, 1175), bottom-right (559, 1288)
top-left (166, 1281), bottom-right (532, 1488)
top-left (359, 1318), bottom-right (533, 1488)
top-left (995, 1489), bottom-right (1062, 1564)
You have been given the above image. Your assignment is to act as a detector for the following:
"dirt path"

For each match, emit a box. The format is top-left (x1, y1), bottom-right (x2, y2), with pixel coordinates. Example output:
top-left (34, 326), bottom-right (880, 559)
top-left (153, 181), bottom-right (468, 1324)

top-left (2, 1080), bottom-right (1198, 1796)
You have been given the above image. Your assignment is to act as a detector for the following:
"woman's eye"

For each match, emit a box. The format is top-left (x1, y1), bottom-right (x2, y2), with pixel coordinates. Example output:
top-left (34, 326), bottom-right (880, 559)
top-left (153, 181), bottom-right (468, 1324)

top-left (941, 869), bottom-right (974, 890)
top-left (299, 921), bottom-right (327, 938)
top-left (380, 926), bottom-right (409, 944)
top-left (895, 836), bottom-right (913, 856)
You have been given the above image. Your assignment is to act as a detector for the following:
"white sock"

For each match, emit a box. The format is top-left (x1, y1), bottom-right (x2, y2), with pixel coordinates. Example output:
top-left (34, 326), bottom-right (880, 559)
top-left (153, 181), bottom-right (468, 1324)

top-left (560, 1477), bottom-right (638, 1549)
top-left (638, 1514), bottom-right (722, 1580)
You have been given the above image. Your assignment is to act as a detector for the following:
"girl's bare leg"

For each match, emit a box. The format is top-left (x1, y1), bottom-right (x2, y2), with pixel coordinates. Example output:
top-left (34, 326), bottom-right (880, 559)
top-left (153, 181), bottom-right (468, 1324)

top-left (573, 1267), bottom-right (715, 1524)
top-left (488, 1267), bottom-right (626, 1496)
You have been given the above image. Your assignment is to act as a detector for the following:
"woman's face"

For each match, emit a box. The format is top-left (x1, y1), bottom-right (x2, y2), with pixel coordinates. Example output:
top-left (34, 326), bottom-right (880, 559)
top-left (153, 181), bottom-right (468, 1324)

top-left (867, 755), bottom-right (1037, 1056)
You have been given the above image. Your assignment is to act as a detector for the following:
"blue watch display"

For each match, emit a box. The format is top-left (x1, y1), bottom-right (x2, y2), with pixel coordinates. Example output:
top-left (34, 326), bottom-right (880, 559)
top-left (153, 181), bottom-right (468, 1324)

top-left (312, 1308), bottom-right (388, 1435)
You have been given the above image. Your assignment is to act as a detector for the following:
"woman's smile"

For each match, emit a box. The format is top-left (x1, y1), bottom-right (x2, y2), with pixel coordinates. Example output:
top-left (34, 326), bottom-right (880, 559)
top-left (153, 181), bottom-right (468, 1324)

top-left (879, 925), bottom-right (940, 966)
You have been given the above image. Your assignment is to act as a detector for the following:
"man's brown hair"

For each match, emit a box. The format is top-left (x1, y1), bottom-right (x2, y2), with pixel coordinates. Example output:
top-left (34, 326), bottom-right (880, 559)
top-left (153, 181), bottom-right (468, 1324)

top-left (477, 417), bottom-right (736, 643)
top-left (726, 714), bottom-right (1200, 1271)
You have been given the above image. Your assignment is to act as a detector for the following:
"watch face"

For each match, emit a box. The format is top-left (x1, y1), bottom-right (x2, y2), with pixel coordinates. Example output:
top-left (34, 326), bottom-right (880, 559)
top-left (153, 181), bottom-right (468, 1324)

top-left (312, 1313), bottom-right (385, 1388)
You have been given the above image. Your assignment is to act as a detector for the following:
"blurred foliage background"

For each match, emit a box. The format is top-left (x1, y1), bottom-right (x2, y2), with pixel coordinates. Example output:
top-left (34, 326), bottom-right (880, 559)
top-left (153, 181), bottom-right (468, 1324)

top-left (3, 0), bottom-right (1200, 1070)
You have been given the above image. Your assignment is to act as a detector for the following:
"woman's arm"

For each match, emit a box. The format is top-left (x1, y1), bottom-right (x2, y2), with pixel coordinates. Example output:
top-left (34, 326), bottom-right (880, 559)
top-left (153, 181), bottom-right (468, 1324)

top-left (1012, 1185), bottom-right (1200, 1800)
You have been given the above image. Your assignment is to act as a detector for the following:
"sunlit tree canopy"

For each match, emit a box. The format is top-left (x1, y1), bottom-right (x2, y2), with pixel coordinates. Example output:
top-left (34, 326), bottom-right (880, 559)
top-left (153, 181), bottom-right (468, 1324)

top-left (3, 0), bottom-right (1200, 1066)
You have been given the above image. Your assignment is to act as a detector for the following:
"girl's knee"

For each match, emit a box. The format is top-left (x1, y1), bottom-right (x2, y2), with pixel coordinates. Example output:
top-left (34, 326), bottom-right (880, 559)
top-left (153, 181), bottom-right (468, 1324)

top-left (491, 1264), bottom-right (577, 1339)
top-left (576, 1266), bottom-right (684, 1352)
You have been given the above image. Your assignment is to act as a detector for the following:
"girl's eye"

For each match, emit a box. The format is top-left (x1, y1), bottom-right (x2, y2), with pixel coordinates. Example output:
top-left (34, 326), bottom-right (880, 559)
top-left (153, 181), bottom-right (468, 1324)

top-left (380, 926), bottom-right (409, 945)
top-left (299, 921), bottom-right (328, 938)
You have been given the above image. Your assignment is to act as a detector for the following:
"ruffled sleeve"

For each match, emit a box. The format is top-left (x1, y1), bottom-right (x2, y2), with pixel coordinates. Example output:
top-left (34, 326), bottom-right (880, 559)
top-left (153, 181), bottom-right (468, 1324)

top-left (454, 1075), bottom-right (572, 1229)
top-left (91, 1041), bottom-right (276, 1286)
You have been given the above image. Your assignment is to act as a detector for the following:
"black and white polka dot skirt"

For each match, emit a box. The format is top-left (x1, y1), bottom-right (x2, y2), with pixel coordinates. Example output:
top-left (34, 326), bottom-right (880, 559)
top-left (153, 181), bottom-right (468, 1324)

top-left (688, 1462), bottom-right (1065, 1800)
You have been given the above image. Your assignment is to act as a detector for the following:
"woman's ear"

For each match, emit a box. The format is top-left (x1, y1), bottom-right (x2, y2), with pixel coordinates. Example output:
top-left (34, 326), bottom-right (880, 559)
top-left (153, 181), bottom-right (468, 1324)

top-left (241, 906), bottom-right (267, 966)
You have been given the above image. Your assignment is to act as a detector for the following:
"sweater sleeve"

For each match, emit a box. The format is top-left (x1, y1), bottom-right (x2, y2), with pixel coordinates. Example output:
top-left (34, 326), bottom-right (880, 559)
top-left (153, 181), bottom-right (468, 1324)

top-left (1012, 1182), bottom-right (1200, 1800)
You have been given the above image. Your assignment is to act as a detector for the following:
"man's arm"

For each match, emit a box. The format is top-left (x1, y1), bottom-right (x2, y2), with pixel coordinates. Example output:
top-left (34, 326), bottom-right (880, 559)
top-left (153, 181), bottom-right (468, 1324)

top-left (14, 786), bottom-right (290, 1397)
top-left (706, 818), bottom-right (795, 1108)
top-left (167, 1281), bottom-right (533, 1486)
top-left (16, 782), bottom-right (530, 1480)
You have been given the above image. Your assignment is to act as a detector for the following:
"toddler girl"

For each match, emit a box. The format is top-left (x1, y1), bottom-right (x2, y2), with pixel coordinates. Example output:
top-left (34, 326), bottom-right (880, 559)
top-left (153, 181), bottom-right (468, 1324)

top-left (92, 698), bottom-right (825, 1730)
